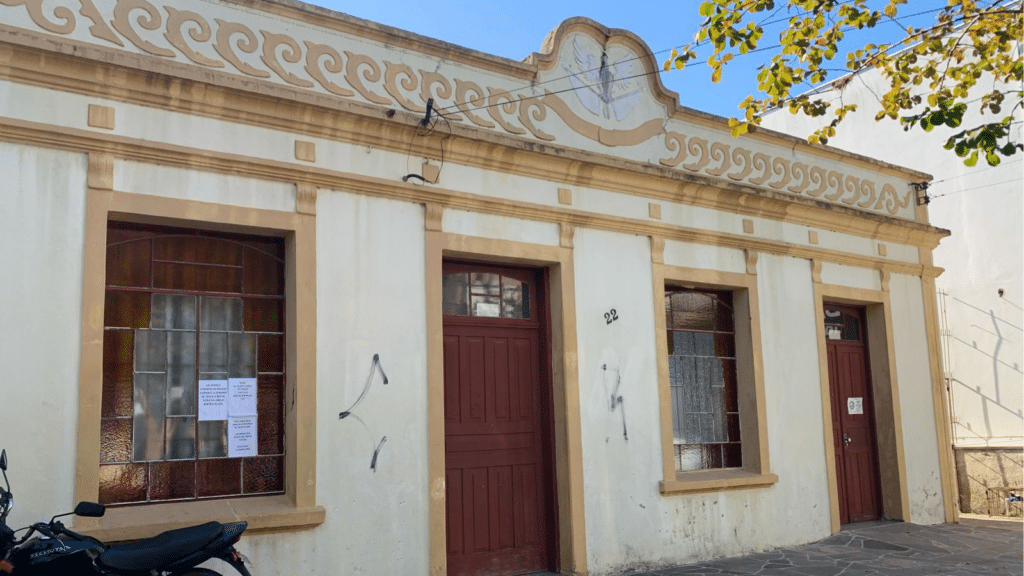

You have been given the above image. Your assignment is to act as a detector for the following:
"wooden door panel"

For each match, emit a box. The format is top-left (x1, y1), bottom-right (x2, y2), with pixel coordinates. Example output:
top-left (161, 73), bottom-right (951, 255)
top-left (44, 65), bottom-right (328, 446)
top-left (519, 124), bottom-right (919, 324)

top-left (446, 468), bottom-right (464, 554)
top-left (512, 337), bottom-right (533, 422)
top-left (825, 305), bottom-right (881, 525)
top-left (445, 336), bottom-right (461, 425)
top-left (490, 338), bottom-right (511, 422)
top-left (444, 265), bottom-right (553, 576)
top-left (514, 463), bottom-right (540, 547)
top-left (464, 337), bottom-right (486, 423)
top-left (490, 466), bottom-right (515, 550)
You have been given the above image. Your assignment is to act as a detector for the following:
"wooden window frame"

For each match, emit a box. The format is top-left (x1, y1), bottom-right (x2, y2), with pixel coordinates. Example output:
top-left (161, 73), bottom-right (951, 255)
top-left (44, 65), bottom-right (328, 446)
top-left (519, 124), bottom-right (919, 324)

top-left (652, 264), bottom-right (777, 494)
top-left (99, 223), bottom-right (288, 505)
top-left (74, 188), bottom-right (324, 541)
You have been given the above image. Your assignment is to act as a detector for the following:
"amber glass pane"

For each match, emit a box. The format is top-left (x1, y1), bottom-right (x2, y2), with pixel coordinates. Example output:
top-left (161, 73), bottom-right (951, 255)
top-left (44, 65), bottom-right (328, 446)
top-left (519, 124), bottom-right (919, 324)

top-left (244, 298), bottom-right (283, 332)
top-left (154, 236), bottom-right (242, 266)
top-left (727, 413), bottom-right (741, 442)
top-left (104, 291), bottom-right (151, 328)
top-left (714, 334), bottom-right (736, 358)
top-left (100, 418), bottom-right (131, 463)
top-left (257, 334), bottom-right (284, 373)
top-left (106, 239), bottom-right (151, 288)
top-left (713, 293), bottom-right (734, 332)
top-left (98, 463), bottom-right (148, 504)
top-left (151, 460), bottom-right (197, 500)
top-left (107, 225), bottom-right (154, 245)
top-left (724, 443), bottom-right (743, 468)
top-left (243, 250), bottom-right (284, 295)
top-left (197, 459), bottom-right (241, 497)
top-left (257, 375), bottom-right (284, 455)
top-left (153, 235), bottom-right (199, 264)
top-left (243, 456), bottom-right (284, 494)
top-left (243, 238), bottom-right (285, 262)
top-left (722, 360), bottom-right (738, 412)
top-left (102, 330), bottom-right (134, 418)
top-left (153, 262), bottom-right (243, 293)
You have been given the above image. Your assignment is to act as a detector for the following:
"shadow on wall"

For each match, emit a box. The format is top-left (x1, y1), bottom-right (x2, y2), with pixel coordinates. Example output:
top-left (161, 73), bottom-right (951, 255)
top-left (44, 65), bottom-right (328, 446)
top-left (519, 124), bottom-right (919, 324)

top-left (955, 448), bottom-right (1024, 516)
top-left (943, 294), bottom-right (1023, 442)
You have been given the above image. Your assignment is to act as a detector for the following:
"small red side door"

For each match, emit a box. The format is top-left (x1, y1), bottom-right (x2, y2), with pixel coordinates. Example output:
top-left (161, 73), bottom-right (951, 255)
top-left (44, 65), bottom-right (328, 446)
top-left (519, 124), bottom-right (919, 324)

top-left (442, 263), bottom-right (556, 576)
top-left (825, 304), bottom-right (882, 524)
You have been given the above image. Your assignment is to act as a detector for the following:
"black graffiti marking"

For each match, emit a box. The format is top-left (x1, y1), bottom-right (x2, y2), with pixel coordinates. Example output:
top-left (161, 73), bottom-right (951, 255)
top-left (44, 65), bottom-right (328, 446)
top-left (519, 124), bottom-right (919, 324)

top-left (339, 354), bottom-right (390, 471)
top-left (339, 353), bottom-right (389, 419)
top-left (601, 363), bottom-right (628, 440)
top-left (370, 436), bottom-right (387, 471)
top-left (604, 309), bottom-right (618, 324)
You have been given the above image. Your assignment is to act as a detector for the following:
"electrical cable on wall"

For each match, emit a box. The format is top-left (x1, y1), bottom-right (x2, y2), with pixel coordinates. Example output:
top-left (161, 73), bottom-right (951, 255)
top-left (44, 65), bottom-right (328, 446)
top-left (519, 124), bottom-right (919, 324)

top-left (401, 97), bottom-right (452, 184)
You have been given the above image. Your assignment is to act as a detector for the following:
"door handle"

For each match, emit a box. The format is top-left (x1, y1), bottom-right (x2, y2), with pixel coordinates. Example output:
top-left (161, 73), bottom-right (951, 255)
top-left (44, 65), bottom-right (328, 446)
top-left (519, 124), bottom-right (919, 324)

top-left (843, 433), bottom-right (852, 449)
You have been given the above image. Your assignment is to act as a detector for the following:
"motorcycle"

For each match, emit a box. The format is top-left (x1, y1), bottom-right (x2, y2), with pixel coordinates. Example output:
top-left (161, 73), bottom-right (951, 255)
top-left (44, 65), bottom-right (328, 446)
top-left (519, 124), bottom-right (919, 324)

top-left (0, 449), bottom-right (253, 575)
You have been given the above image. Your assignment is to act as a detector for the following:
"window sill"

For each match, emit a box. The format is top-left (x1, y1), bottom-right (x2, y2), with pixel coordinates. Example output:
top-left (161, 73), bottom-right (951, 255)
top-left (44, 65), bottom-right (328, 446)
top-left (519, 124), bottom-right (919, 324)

top-left (72, 494), bottom-right (326, 542)
top-left (660, 469), bottom-right (779, 495)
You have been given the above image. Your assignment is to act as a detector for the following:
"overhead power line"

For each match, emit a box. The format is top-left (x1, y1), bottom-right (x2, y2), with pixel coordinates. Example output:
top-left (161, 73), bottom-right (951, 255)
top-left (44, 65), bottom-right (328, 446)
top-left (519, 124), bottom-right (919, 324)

top-left (438, 5), bottom-right (946, 117)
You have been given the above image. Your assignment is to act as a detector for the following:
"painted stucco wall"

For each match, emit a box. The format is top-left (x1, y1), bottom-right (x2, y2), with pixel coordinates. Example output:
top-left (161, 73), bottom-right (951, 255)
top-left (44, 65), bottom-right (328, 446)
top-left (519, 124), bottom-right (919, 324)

top-left (0, 143), bottom-right (88, 530)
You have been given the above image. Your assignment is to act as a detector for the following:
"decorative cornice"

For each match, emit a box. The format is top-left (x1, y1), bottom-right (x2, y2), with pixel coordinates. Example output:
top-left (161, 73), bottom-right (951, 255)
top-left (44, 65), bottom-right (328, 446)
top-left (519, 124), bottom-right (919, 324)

top-left (0, 37), bottom-right (949, 249)
top-left (0, 5), bottom-right (930, 220)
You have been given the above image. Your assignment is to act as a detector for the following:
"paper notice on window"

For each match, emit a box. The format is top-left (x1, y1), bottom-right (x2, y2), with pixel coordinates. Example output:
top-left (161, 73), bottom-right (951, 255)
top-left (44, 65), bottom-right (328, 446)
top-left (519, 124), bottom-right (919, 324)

top-left (848, 397), bottom-right (864, 415)
top-left (228, 377), bottom-right (257, 417)
top-left (228, 416), bottom-right (257, 457)
top-left (198, 379), bottom-right (228, 421)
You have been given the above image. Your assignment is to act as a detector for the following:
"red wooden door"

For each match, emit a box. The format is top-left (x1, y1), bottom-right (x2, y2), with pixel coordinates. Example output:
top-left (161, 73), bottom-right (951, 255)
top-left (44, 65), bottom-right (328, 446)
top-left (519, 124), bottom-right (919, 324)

top-left (442, 264), bottom-right (555, 576)
top-left (825, 304), bottom-right (882, 524)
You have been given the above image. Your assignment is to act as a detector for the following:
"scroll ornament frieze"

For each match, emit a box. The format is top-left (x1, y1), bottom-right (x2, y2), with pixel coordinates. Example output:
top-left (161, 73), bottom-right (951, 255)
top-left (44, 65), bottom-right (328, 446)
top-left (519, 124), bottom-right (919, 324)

top-left (0, 0), bottom-right (915, 217)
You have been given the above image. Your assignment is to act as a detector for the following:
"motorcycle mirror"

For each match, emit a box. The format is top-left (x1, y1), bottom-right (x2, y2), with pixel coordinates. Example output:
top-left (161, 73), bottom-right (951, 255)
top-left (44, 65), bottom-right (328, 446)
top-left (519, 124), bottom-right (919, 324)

top-left (74, 502), bottom-right (105, 518)
top-left (0, 449), bottom-right (8, 494)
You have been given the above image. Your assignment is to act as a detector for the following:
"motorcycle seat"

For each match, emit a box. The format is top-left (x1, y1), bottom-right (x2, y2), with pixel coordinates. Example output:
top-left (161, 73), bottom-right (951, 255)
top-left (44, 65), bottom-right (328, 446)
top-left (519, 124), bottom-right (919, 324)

top-left (97, 521), bottom-right (224, 571)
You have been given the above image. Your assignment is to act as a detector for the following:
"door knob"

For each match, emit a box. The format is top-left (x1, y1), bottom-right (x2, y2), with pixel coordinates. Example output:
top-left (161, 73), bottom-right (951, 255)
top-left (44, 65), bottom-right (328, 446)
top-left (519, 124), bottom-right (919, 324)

top-left (843, 433), bottom-right (852, 448)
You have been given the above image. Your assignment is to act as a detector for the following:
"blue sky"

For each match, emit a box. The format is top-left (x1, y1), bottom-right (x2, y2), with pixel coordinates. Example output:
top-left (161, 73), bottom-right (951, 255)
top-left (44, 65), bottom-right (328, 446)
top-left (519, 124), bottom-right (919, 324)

top-left (302, 0), bottom-right (949, 120)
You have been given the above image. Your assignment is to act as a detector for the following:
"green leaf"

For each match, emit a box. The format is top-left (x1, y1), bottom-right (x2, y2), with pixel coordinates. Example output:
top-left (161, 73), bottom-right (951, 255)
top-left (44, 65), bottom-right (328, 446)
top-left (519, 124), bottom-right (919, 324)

top-left (964, 151), bottom-right (979, 167)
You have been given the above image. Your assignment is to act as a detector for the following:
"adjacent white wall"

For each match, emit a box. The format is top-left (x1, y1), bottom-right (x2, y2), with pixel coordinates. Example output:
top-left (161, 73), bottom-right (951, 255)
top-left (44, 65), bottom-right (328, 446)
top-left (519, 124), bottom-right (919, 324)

top-left (762, 66), bottom-right (1023, 450)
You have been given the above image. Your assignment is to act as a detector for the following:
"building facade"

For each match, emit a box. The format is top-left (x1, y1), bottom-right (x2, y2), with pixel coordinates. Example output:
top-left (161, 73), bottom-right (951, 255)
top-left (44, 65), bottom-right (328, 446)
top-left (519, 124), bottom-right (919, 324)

top-left (761, 43), bottom-right (1023, 517)
top-left (0, 1), bottom-right (957, 574)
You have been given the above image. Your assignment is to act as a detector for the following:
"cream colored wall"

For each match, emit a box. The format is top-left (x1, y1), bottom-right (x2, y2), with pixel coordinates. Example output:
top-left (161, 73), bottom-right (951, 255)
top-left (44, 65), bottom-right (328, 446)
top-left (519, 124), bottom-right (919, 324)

top-left (0, 137), bottom-right (948, 574)
top-left (0, 143), bottom-right (87, 530)
top-left (889, 273), bottom-right (947, 524)
top-left (310, 190), bottom-right (430, 575)
top-left (573, 229), bottom-right (832, 573)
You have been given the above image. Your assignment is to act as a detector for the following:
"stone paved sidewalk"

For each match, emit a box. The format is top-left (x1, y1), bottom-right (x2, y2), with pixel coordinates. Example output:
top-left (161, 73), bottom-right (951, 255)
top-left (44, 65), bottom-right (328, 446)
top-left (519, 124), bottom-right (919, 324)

top-left (535, 517), bottom-right (1023, 576)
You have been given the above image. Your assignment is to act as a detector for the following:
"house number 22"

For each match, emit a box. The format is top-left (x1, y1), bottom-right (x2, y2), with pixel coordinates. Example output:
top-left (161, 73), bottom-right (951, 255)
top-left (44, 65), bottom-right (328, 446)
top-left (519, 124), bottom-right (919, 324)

top-left (604, 309), bottom-right (618, 324)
